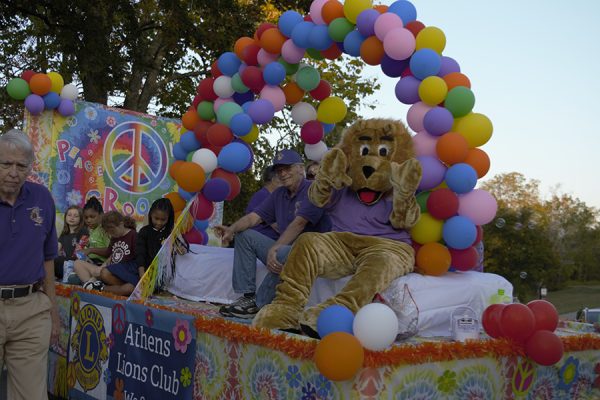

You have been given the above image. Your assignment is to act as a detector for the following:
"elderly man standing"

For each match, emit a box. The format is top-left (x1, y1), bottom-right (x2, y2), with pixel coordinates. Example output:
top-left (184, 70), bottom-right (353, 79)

top-left (0, 129), bottom-right (59, 400)
top-left (214, 150), bottom-right (331, 319)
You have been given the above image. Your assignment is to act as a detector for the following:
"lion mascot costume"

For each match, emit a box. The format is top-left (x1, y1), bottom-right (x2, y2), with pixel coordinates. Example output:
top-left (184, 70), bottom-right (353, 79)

top-left (253, 118), bottom-right (422, 336)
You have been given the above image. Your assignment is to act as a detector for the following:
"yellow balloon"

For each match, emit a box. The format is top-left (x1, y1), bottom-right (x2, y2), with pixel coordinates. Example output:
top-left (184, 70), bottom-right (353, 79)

top-left (343, 0), bottom-right (373, 23)
top-left (317, 96), bottom-right (347, 124)
top-left (410, 212), bottom-right (444, 244)
top-left (418, 76), bottom-right (448, 106)
top-left (241, 124), bottom-right (259, 143)
top-left (453, 113), bottom-right (493, 148)
top-left (415, 27), bottom-right (446, 54)
top-left (47, 72), bottom-right (64, 94)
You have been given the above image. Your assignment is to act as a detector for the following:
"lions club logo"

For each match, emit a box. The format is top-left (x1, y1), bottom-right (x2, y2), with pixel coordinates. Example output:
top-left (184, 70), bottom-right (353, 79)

top-left (71, 304), bottom-right (109, 391)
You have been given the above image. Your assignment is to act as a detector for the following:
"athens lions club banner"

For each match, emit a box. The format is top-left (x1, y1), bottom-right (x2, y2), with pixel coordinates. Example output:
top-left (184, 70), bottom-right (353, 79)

top-left (24, 101), bottom-right (182, 222)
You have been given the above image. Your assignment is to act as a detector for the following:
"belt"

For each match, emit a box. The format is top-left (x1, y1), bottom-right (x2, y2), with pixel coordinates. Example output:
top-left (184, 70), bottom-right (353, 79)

top-left (0, 283), bottom-right (41, 299)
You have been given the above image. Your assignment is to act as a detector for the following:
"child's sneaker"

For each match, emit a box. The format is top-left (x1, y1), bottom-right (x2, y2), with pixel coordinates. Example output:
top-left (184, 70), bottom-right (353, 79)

top-left (83, 280), bottom-right (104, 291)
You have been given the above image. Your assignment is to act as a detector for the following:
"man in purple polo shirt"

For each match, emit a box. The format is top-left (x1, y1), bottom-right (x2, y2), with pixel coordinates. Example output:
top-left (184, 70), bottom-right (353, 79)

top-left (214, 149), bottom-right (331, 318)
top-left (0, 129), bottom-right (59, 399)
top-left (244, 166), bottom-right (281, 240)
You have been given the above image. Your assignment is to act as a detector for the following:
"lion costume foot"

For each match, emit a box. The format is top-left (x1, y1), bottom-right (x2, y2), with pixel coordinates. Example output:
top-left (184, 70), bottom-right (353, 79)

top-left (252, 303), bottom-right (302, 331)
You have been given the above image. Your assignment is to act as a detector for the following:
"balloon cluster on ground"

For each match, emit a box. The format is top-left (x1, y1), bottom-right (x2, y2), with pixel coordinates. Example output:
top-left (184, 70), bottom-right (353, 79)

top-left (482, 300), bottom-right (563, 366)
top-left (167, 0), bottom-right (496, 245)
top-left (314, 303), bottom-right (398, 381)
top-left (6, 70), bottom-right (77, 116)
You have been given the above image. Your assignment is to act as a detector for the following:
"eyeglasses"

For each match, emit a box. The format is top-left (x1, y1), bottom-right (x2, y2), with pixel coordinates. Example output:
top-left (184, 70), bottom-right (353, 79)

top-left (0, 161), bottom-right (31, 173)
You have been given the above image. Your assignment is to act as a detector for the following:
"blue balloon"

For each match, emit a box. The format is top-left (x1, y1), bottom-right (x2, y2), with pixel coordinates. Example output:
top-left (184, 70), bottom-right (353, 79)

top-left (180, 131), bottom-right (201, 152)
top-left (343, 30), bottom-right (365, 57)
top-left (445, 163), bottom-right (478, 194)
top-left (308, 25), bottom-right (333, 51)
top-left (356, 8), bottom-right (379, 37)
top-left (43, 92), bottom-right (61, 109)
top-left (217, 142), bottom-right (252, 173)
top-left (263, 62), bottom-right (286, 86)
top-left (229, 113), bottom-right (253, 136)
top-left (233, 91), bottom-right (254, 106)
top-left (317, 305), bottom-right (354, 338)
top-left (278, 10), bottom-right (304, 38)
top-left (202, 178), bottom-right (231, 202)
top-left (194, 219), bottom-right (209, 231)
top-left (178, 188), bottom-right (194, 201)
top-left (247, 99), bottom-right (275, 124)
top-left (291, 21), bottom-right (315, 49)
top-left (218, 52), bottom-right (242, 76)
top-left (173, 142), bottom-right (188, 161)
top-left (443, 216), bottom-right (477, 250)
top-left (322, 122), bottom-right (335, 134)
top-left (388, 0), bottom-right (417, 24)
top-left (241, 101), bottom-right (253, 113)
top-left (409, 49), bottom-right (441, 80)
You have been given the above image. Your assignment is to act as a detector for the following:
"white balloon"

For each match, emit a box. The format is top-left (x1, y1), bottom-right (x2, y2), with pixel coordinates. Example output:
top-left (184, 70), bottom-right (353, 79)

top-left (192, 148), bottom-right (218, 174)
top-left (353, 303), bottom-right (398, 351)
top-left (304, 141), bottom-right (328, 161)
top-left (213, 76), bottom-right (235, 98)
top-left (291, 102), bottom-right (317, 125)
top-left (60, 83), bottom-right (79, 101)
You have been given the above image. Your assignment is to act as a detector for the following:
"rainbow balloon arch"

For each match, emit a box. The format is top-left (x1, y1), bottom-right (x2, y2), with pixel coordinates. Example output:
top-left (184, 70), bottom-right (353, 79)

top-left (167, 0), bottom-right (496, 276)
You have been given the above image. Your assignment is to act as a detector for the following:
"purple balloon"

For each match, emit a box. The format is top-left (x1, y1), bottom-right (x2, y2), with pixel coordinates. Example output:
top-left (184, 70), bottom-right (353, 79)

top-left (247, 99), bottom-right (275, 124)
top-left (356, 9), bottom-right (380, 37)
top-left (24, 94), bottom-right (44, 115)
top-left (438, 56), bottom-right (461, 77)
top-left (417, 155), bottom-right (447, 191)
top-left (381, 54), bottom-right (409, 78)
top-left (423, 107), bottom-right (454, 136)
top-left (58, 98), bottom-right (75, 116)
top-left (395, 76), bottom-right (421, 104)
top-left (202, 178), bottom-right (231, 202)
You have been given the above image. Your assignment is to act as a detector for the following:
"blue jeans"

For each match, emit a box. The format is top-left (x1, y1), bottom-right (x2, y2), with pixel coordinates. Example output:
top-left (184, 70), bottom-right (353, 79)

top-left (231, 229), bottom-right (291, 308)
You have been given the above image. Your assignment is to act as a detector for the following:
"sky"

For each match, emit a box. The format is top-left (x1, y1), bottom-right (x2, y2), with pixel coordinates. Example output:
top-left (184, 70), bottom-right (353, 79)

top-left (359, 0), bottom-right (600, 209)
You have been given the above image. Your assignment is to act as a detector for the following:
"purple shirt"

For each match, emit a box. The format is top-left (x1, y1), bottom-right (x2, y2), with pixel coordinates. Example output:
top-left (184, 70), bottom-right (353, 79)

top-left (255, 179), bottom-right (331, 235)
top-left (0, 181), bottom-right (58, 285)
top-left (245, 187), bottom-right (279, 240)
top-left (324, 187), bottom-right (411, 243)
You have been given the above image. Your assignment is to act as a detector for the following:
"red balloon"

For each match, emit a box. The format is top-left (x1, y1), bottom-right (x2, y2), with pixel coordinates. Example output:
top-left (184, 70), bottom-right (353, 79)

top-left (300, 120), bottom-right (324, 144)
top-left (183, 228), bottom-right (207, 245)
top-left (526, 300), bottom-right (559, 332)
top-left (405, 20), bottom-right (426, 38)
top-left (309, 80), bottom-right (332, 101)
top-left (525, 330), bottom-right (564, 366)
top-left (211, 59), bottom-right (223, 78)
top-left (211, 168), bottom-right (241, 200)
top-left (474, 225), bottom-right (483, 244)
top-left (198, 78), bottom-right (218, 101)
top-left (191, 194), bottom-right (214, 220)
top-left (426, 188), bottom-right (459, 220)
top-left (321, 43), bottom-right (343, 60)
top-left (242, 44), bottom-right (261, 66)
top-left (500, 304), bottom-right (535, 343)
top-left (482, 304), bottom-right (506, 338)
top-left (401, 66), bottom-right (413, 78)
top-left (449, 246), bottom-right (478, 271)
top-left (241, 66), bottom-right (265, 93)
top-left (207, 123), bottom-right (234, 147)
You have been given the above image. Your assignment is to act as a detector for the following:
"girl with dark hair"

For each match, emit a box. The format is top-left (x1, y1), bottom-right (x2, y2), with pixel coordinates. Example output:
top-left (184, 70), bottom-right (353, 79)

top-left (54, 206), bottom-right (88, 280)
top-left (80, 196), bottom-right (110, 265)
top-left (136, 198), bottom-right (175, 279)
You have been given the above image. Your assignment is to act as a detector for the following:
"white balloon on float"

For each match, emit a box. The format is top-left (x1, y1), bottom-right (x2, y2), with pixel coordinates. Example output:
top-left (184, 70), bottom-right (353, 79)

top-left (304, 141), bottom-right (328, 161)
top-left (192, 148), bottom-right (218, 174)
top-left (353, 303), bottom-right (398, 351)
top-left (291, 102), bottom-right (317, 125)
top-left (213, 76), bottom-right (235, 98)
top-left (60, 83), bottom-right (79, 101)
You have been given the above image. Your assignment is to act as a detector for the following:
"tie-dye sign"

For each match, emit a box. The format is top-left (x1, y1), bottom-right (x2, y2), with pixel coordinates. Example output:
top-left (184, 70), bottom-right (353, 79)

top-left (24, 101), bottom-right (182, 222)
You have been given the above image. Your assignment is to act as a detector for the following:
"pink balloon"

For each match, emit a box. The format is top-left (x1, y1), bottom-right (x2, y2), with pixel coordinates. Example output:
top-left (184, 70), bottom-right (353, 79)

top-left (282, 39), bottom-right (305, 63)
top-left (384, 28), bottom-right (416, 60)
top-left (259, 85), bottom-right (286, 111)
top-left (213, 97), bottom-right (233, 113)
top-left (300, 120), bottom-right (324, 144)
top-left (257, 49), bottom-right (279, 66)
top-left (412, 130), bottom-right (438, 157)
top-left (374, 13), bottom-right (404, 41)
top-left (458, 189), bottom-right (498, 225)
top-left (407, 102), bottom-right (433, 132)
top-left (309, 0), bottom-right (328, 25)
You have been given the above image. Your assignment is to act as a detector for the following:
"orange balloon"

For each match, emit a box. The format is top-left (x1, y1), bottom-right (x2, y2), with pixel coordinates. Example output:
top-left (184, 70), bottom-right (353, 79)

top-left (360, 36), bottom-right (385, 66)
top-left (282, 82), bottom-right (305, 105)
top-left (373, 4), bottom-right (389, 13)
top-left (260, 28), bottom-right (287, 54)
top-left (169, 160), bottom-right (185, 180)
top-left (29, 73), bottom-right (52, 95)
top-left (164, 192), bottom-right (187, 212)
top-left (464, 148), bottom-right (490, 178)
top-left (416, 242), bottom-right (451, 276)
top-left (321, 0), bottom-right (345, 24)
top-left (443, 72), bottom-right (471, 91)
top-left (174, 210), bottom-right (182, 223)
top-left (436, 132), bottom-right (469, 165)
top-left (314, 332), bottom-right (364, 381)
top-left (234, 37), bottom-right (255, 59)
top-left (175, 162), bottom-right (206, 193)
top-left (182, 109), bottom-right (201, 131)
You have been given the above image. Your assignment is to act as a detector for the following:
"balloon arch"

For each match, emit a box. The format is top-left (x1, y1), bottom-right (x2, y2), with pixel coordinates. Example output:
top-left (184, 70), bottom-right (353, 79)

top-left (166, 0), bottom-right (497, 275)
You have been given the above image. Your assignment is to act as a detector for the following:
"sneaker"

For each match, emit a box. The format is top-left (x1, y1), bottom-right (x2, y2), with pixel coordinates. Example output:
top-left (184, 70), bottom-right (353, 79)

top-left (218, 304), bottom-right (233, 317)
top-left (83, 280), bottom-right (104, 291)
top-left (223, 295), bottom-right (259, 319)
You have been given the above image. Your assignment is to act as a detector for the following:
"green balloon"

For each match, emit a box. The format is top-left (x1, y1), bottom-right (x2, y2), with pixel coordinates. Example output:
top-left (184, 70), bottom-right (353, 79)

top-left (416, 191), bottom-right (431, 212)
top-left (306, 48), bottom-right (324, 61)
top-left (231, 73), bottom-right (249, 93)
top-left (278, 58), bottom-right (299, 75)
top-left (444, 87), bottom-right (475, 118)
top-left (328, 18), bottom-right (355, 43)
top-left (186, 151), bottom-right (194, 162)
top-left (296, 66), bottom-right (320, 91)
top-left (197, 101), bottom-right (215, 120)
top-left (6, 78), bottom-right (31, 100)
top-left (216, 102), bottom-right (243, 125)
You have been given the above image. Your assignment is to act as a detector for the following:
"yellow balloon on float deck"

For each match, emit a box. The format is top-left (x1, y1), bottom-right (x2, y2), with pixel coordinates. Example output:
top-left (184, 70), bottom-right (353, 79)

top-left (47, 72), bottom-right (65, 94)
top-left (418, 76), bottom-right (448, 106)
top-left (415, 27), bottom-right (446, 54)
top-left (410, 212), bottom-right (444, 244)
top-left (453, 113), bottom-right (493, 148)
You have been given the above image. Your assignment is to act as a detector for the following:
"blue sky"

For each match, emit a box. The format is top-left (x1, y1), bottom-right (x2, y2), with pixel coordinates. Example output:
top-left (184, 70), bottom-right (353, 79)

top-left (360, 0), bottom-right (600, 209)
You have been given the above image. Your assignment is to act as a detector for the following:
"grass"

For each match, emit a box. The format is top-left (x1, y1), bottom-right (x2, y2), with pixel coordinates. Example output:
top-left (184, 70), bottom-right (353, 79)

top-left (545, 284), bottom-right (600, 315)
